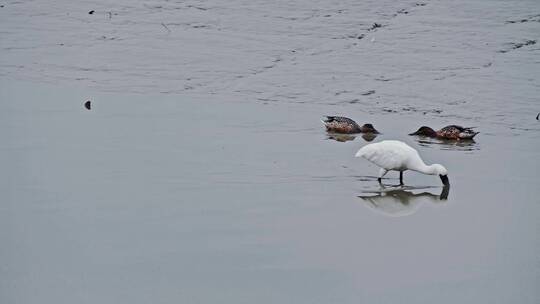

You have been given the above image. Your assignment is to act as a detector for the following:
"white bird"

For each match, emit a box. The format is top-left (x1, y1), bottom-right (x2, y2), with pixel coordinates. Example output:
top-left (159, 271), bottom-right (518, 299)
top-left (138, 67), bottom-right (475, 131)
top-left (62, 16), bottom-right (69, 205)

top-left (355, 140), bottom-right (450, 186)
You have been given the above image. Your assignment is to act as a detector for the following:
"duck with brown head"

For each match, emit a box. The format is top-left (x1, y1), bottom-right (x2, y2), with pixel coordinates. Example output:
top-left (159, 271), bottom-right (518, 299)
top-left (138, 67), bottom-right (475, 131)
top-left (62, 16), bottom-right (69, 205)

top-left (360, 123), bottom-right (379, 134)
top-left (409, 125), bottom-right (478, 140)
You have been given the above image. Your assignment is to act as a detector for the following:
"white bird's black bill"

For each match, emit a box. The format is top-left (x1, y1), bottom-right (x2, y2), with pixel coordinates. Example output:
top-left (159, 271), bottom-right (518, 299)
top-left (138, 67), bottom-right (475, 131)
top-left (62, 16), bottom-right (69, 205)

top-left (440, 174), bottom-right (450, 186)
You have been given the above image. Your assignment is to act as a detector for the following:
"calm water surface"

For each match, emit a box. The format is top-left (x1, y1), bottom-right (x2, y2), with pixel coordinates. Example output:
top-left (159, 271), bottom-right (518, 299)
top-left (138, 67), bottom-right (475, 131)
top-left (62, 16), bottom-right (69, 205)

top-left (1, 81), bottom-right (539, 303)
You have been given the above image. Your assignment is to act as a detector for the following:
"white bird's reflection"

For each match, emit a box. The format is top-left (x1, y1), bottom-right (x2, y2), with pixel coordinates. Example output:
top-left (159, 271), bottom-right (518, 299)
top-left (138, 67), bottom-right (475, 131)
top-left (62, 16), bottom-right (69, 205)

top-left (358, 185), bottom-right (450, 217)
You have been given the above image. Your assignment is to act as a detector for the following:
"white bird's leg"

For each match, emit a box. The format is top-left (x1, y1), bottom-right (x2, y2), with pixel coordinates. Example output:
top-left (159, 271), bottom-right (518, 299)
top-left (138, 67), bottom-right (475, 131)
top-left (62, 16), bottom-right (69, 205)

top-left (378, 168), bottom-right (388, 184)
top-left (399, 171), bottom-right (404, 186)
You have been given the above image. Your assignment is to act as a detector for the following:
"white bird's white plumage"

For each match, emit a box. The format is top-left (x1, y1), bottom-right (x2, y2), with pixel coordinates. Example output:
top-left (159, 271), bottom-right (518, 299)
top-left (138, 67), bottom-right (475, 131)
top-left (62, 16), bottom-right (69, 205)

top-left (356, 140), bottom-right (418, 171)
top-left (355, 140), bottom-right (449, 185)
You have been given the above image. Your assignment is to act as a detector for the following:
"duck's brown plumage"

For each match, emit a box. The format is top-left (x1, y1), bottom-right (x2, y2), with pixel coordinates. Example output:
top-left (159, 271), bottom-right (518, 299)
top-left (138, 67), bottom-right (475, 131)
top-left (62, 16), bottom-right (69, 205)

top-left (323, 116), bottom-right (379, 134)
top-left (409, 125), bottom-right (478, 140)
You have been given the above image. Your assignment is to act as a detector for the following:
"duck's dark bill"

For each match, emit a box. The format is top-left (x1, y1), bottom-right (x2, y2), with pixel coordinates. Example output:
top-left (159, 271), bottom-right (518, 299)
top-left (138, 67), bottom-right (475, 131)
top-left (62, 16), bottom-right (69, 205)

top-left (440, 174), bottom-right (450, 186)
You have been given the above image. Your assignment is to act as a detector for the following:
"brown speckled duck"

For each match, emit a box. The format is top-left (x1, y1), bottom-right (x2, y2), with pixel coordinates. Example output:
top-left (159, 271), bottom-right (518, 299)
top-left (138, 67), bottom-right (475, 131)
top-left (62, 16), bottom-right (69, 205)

top-left (323, 116), bottom-right (379, 134)
top-left (409, 125), bottom-right (478, 140)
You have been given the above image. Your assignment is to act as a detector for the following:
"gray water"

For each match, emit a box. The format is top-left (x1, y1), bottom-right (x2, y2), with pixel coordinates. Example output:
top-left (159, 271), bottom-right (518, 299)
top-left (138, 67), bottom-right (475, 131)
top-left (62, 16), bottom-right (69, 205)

top-left (1, 0), bottom-right (540, 303)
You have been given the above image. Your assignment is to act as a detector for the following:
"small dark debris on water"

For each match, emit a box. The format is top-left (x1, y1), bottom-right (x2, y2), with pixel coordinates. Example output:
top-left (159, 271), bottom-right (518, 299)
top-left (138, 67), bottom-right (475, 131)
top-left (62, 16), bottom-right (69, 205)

top-left (505, 15), bottom-right (540, 24)
top-left (345, 33), bottom-right (364, 40)
top-left (186, 5), bottom-right (208, 11)
top-left (99, 36), bottom-right (118, 41)
top-left (446, 100), bottom-right (466, 105)
top-left (536, 113), bottom-right (539, 120)
top-left (499, 40), bottom-right (536, 53)
top-left (397, 9), bottom-right (409, 14)
top-left (161, 23), bottom-right (171, 33)
top-left (84, 100), bottom-right (91, 110)
top-left (420, 109), bottom-right (442, 114)
top-left (88, 10), bottom-right (95, 15)
top-left (514, 39), bottom-right (536, 48)
top-left (415, 3), bottom-right (427, 6)
top-left (335, 90), bottom-right (351, 96)
top-left (361, 90), bottom-right (375, 96)
top-left (368, 23), bottom-right (382, 31)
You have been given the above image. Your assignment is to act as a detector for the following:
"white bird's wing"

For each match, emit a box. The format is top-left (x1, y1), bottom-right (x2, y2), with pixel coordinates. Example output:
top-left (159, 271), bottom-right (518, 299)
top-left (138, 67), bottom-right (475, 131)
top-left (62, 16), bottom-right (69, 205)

top-left (355, 141), bottom-right (412, 170)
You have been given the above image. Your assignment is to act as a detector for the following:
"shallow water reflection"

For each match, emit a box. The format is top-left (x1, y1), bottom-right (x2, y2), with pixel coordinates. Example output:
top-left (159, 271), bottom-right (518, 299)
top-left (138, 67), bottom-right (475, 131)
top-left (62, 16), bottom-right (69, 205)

top-left (326, 132), bottom-right (378, 142)
top-left (414, 137), bottom-right (479, 151)
top-left (361, 133), bottom-right (378, 142)
top-left (358, 185), bottom-right (450, 217)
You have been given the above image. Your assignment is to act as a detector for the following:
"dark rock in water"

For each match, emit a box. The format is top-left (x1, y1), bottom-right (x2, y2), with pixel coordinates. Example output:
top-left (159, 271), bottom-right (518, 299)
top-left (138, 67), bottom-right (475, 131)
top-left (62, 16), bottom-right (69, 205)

top-left (88, 10), bottom-right (95, 15)
top-left (84, 100), bottom-right (91, 110)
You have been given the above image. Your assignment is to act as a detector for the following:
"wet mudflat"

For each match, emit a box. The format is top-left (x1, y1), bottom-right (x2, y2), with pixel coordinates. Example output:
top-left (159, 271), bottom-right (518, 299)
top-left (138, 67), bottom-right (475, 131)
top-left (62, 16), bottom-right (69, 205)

top-left (1, 0), bottom-right (540, 303)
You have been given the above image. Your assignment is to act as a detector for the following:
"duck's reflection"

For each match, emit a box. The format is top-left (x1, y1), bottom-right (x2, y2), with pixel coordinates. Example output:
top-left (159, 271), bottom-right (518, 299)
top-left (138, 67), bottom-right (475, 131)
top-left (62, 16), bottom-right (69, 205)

top-left (415, 137), bottom-right (479, 151)
top-left (326, 132), bottom-right (378, 142)
top-left (358, 185), bottom-right (450, 217)
top-left (361, 133), bottom-right (378, 142)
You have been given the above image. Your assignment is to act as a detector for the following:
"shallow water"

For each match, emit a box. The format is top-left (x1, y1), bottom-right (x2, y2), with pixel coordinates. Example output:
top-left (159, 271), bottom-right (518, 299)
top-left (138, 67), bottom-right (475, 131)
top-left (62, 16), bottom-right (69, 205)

top-left (1, 80), bottom-right (539, 303)
top-left (1, 0), bottom-right (540, 303)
